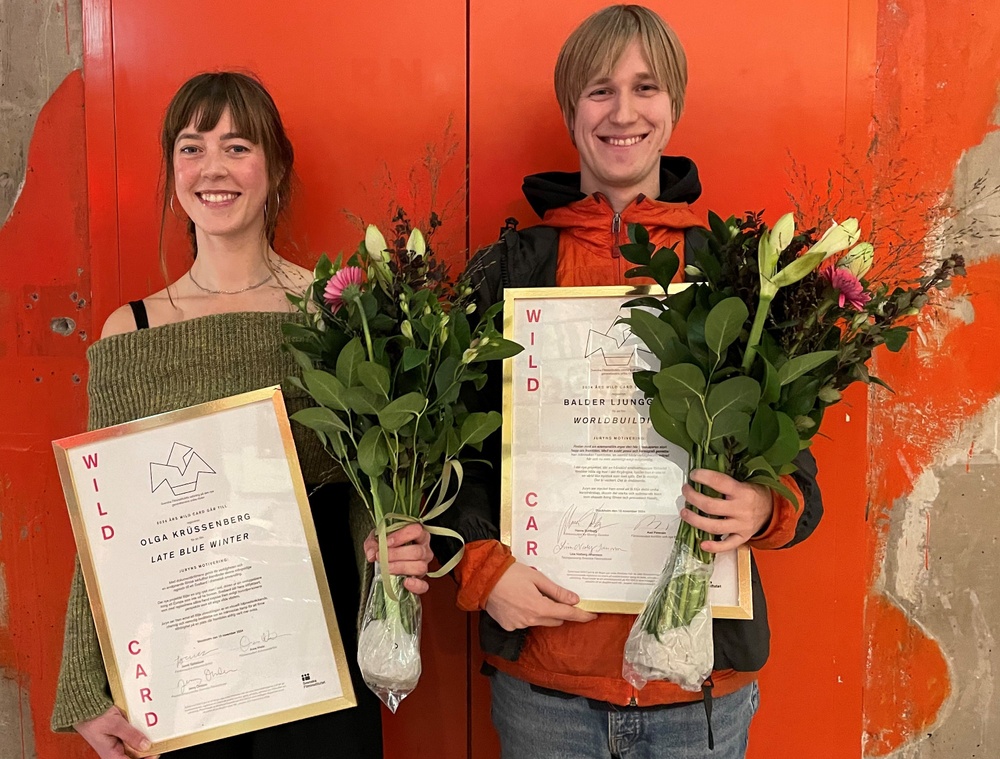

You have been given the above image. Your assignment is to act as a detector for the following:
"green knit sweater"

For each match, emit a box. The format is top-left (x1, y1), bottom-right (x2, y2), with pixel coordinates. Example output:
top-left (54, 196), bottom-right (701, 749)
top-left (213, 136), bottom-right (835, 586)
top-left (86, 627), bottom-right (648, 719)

top-left (51, 311), bottom-right (372, 731)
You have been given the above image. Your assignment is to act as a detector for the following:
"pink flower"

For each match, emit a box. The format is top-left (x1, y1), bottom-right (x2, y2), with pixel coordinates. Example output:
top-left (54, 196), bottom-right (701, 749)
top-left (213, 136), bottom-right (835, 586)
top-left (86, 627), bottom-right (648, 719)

top-left (323, 266), bottom-right (364, 311)
top-left (821, 265), bottom-right (871, 310)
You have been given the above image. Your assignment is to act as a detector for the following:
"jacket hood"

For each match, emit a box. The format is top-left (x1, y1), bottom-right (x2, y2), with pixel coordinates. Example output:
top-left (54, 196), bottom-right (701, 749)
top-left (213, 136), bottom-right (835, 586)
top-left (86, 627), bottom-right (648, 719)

top-left (521, 156), bottom-right (702, 219)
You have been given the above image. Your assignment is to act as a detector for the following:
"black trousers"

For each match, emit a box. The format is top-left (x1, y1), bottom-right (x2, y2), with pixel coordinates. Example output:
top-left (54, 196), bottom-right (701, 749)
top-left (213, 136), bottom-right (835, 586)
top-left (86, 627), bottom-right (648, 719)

top-left (170, 484), bottom-right (383, 758)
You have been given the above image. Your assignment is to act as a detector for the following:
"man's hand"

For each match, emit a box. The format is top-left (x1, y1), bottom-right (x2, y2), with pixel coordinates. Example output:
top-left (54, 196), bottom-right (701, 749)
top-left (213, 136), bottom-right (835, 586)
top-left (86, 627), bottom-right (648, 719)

top-left (364, 523), bottom-right (434, 595)
top-left (680, 469), bottom-right (774, 553)
top-left (75, 707), bottom-right (157, 759)
top-left (485, 562), bottom-right (598, 631)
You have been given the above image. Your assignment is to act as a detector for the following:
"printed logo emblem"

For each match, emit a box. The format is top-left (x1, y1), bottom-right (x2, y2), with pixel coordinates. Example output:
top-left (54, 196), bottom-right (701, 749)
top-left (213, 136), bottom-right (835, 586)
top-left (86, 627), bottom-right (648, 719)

top-left (150, 442), bottom-right (216, 496)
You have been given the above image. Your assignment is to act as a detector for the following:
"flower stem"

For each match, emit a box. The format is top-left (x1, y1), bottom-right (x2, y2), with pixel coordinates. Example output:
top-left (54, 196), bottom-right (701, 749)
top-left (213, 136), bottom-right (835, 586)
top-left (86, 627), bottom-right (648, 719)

top-left (742, 294), bottom-right (774, 372)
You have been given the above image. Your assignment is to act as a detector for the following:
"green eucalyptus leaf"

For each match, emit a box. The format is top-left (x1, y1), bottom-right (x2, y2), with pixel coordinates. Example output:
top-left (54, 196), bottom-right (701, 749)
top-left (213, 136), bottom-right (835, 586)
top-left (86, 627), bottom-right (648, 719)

top-left (473, 337), bottom-right (523, 362)
top-left (653, 363), bottom-right (706, 398)
top-left (451, 309), bottom-right (472, 348)
top-left (782, 376), bottom-right (821, 417)
top-left (883, 327), bottom-right (910, 352)
top-left (648, 246), bottom-right (681, 288)
top-left (342, 386), bottom-right (386, 415)
top-left (743, 455), bottom-right (778, 479)
top-left (621, 310), bottom-right (678, 364)
top-left (378, 392), bottom-right (427, 432)
top-left (777, 351), bottom-right (839, 386)
top-left (622, 296), bottom-right (665, 312)
top-left (630, 222), bottom-right (650, 248)
top-left (760, 357), bottom-right (781, 405)
top-left (313, 253), bottom-right (334, 280)
top-left (746, 475), bottom-right (797, 503)
top-left (402, 347), bottom-right (430, 372)
top-left (749, 405), bottom-right (780, 454)
top-left (289, 407), bottom-right (350, 436)
top-left (704, 297), bottom-right (749, 357)
top-left (284, 342), bottom-right (317, 373)
top-left (434, 355), bottom-right (460, 397)
top-left (357, 426), bottom-right (389, 478)
top-left (664, 284), bottom-right (697, 318)
top-left (633, 370), bottom-right (657, 397)
top-left (708, 212), bottom-right (731, 242)
top-left (706, 376), bottom-right (761, 418)
top-left (711, 409), bottom-right (751, 444)
top-left (303, 369), bottom-right (350, 412)
top-left (336, 337), bottom-right (365, 387)
top-left (685, 403), bottom-right (710, 445)
top-left (649, 396), bottom-right (694, 450)
top-left (461, 411), bottom-right (503, 447)
top-left (357, 362), bottom-right (391, 398)
top-left (661, 338), bottom-right (696, 367)
top-left (763, 411), bottom-right (800, 466)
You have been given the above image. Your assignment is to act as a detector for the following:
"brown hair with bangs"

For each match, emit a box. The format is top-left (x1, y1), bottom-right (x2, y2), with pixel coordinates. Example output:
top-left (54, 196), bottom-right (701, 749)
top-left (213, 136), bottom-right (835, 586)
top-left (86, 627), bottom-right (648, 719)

top-left (554, 5), bottom-right (687, 132)
top-left (158, 71), bottom-right (294, 269)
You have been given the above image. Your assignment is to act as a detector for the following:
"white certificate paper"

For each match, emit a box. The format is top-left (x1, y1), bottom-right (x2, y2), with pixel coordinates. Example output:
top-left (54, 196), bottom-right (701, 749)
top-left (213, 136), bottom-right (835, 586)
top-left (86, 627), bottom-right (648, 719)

top-left (501, 287), bottom-right (751, 618)
top-left (53, 388), bottom-right (355, 755)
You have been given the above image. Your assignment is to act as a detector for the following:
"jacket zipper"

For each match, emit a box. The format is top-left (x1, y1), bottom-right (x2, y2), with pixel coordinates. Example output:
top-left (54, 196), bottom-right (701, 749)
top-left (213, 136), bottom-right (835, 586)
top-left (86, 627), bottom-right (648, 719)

top-left (611, 212), bottom-right (622, 258)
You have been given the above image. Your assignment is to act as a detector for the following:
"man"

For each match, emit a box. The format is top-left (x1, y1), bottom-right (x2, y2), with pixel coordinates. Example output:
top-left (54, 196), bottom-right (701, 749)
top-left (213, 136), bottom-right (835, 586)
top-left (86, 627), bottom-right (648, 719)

top-left (447, 6), bottom-right (822, 757)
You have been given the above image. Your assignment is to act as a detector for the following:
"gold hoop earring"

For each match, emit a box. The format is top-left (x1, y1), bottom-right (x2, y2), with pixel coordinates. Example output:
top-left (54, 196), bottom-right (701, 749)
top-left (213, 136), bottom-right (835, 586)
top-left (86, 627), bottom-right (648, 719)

top-left (169, 196), bottom-right (184, 218)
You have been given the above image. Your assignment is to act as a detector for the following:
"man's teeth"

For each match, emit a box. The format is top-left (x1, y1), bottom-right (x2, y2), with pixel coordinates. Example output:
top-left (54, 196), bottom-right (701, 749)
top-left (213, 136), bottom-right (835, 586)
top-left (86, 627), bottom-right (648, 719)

top-left (200, 192), bottom-right (239, 203)
top-left (606, 136), bottom-right (643, 147)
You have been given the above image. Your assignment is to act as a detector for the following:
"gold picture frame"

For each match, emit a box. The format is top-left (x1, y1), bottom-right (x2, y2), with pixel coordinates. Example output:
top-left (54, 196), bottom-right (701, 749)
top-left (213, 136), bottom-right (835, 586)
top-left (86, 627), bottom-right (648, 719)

top-left (500, 285), bottom-right (752, 620)
top-left (53, 387), bottom-right (356, 755)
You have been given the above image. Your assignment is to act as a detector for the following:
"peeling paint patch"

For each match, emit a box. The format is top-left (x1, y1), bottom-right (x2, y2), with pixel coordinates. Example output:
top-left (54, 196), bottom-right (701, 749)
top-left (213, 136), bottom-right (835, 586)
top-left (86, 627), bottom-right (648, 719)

top-left (891, 469), bottom-right (939, 604)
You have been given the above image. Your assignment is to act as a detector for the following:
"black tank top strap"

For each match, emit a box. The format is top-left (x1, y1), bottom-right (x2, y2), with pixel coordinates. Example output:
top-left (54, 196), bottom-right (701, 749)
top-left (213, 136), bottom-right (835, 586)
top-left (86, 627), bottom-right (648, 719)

top-left (128, 300), bottom-right (150, 330)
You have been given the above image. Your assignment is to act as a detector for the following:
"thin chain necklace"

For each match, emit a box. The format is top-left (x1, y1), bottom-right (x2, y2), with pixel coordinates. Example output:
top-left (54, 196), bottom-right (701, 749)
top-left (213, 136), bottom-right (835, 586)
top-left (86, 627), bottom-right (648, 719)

top-left (188, 268), bottom-right (274, 295)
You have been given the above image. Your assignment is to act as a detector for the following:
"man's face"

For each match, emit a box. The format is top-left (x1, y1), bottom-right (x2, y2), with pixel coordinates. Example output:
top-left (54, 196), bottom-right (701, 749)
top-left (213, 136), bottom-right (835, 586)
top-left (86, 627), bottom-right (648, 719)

top-left (572, 40), bottom-right (674, 202)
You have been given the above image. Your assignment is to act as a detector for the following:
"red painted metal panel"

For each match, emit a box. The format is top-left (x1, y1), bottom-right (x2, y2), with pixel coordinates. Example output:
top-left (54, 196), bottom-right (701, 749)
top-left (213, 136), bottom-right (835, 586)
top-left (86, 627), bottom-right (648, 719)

top-left (77, 1), bottom-right (471, 757)
top-left (0, 70), bottom-right (95, 759)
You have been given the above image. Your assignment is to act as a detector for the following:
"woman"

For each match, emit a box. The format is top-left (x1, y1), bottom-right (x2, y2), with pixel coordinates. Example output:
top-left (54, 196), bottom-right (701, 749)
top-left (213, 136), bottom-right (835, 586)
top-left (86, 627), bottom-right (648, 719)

top-left (51, 72), bottom-right (431, 758)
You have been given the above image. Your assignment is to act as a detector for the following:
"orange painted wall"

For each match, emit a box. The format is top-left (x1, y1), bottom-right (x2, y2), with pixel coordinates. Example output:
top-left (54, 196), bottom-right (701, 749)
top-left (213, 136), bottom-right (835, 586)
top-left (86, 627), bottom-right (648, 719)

top-left (3, 0), bottom-right (998, 757)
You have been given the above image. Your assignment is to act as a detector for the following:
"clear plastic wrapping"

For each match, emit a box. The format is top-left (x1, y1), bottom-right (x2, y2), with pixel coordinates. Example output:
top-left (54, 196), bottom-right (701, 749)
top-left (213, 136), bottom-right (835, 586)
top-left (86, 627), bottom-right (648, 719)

top-left (356, 565), bottom-right (422, 713)
top-left (623, 540), bottom-right (715, 692)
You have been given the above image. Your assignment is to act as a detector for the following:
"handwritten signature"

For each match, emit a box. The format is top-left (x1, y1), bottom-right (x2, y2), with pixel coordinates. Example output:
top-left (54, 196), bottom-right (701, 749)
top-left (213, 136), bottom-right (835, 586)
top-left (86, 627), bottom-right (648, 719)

top-left (175, 666), bottom-right (237, 695)
top-left (632, 515), bottom-right (670, 537)
top-left (557, 505), bottom-right (618, 540)
top-left (174, 648), bottom-right (218, 671)
top-left (239, 629), bottom-right (292, 653)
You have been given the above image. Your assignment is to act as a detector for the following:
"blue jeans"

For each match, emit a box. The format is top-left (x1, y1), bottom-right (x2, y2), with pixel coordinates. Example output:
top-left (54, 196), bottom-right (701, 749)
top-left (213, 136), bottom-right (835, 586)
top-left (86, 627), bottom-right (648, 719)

top-left (490, 671), bottom-right (759, 759)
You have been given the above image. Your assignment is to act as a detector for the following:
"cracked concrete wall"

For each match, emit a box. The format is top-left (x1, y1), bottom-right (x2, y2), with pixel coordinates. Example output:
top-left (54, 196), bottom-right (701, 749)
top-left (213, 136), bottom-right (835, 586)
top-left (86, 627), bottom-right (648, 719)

top-left (0, 0), bottom-right (82, 225)
top-left (879, 99), bottom-right (1000, 759)
top-left (1, 3), bottom-right (83, 758)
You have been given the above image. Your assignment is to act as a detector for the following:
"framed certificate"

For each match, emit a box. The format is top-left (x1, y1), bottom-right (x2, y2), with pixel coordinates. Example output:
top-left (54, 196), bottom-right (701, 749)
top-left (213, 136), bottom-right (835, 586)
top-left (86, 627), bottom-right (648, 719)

top-left (53, 387), bottom-right (356, 755)
top-left (501, 286), bottom-right (752, 619)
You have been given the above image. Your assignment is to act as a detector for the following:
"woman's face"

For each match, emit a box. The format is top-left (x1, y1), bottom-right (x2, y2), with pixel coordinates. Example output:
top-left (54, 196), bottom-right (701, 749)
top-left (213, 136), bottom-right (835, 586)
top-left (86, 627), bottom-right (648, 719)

top-left (172, 108), bottom-right (269, 244)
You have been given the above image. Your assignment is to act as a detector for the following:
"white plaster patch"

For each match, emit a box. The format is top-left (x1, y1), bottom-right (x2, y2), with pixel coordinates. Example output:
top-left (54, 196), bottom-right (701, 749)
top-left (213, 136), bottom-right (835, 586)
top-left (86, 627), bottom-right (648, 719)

top-left (892, 469), bottom-right (939, 605)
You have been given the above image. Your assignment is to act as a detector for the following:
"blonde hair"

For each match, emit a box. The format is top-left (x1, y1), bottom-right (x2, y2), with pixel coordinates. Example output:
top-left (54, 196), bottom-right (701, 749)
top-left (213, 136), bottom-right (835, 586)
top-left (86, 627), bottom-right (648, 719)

top-left (554, 5), bottom-right (687, 130)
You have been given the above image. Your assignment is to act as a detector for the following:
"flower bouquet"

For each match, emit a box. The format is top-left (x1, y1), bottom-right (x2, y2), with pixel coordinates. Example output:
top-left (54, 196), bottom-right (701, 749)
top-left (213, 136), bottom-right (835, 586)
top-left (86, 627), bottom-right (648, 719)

top-left (619, 212), bottom-right (964, 691)
top-left (284, 210), bottom-right (521, 710)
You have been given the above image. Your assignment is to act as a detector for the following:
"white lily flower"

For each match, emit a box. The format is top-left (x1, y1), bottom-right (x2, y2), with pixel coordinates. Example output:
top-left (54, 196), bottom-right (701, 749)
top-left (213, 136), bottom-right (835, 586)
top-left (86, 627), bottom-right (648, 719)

top-left (768, 213), bottom-right (796, 254)
top-left (406, 229), bottom-right (426, 258)
top-left (839, 242), bottom-right (874, 278)
top-left (365, 225), bottom-right (389, 263)
top-left (808, 218), bottom-right (861, 259)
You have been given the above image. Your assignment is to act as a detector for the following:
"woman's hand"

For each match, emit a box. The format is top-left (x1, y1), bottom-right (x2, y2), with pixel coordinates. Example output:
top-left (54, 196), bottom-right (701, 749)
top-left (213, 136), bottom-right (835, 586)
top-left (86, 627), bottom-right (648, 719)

top-left (680, 469), bottom-right (774, 553)
top-left (364, 523), bottom-right (434, 594)
top-left (74, 706), bottom-right (157, 759)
